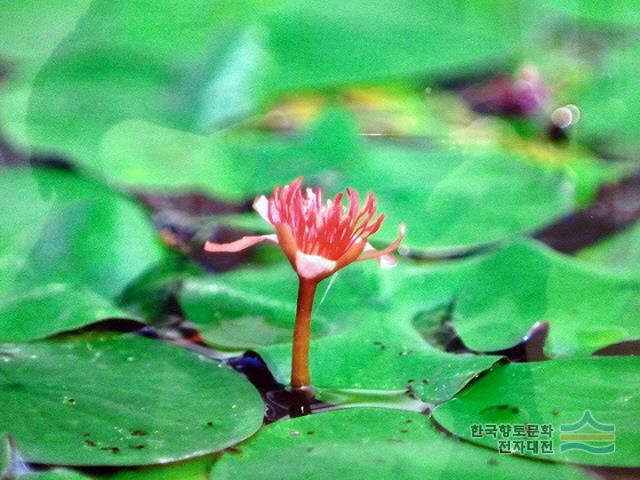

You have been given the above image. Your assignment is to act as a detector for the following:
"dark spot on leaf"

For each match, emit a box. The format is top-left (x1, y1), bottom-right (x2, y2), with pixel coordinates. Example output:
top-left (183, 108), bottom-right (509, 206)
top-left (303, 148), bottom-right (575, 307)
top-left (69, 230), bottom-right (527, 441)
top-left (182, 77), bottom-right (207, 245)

top-left (84, 440), bottom-right (96, 447)
top-left (130, 444), bottom-right (145, 450)
top-left (64, 397), bottom-right (76, 405)
top-left (488, 458), bottom-right (499, 466)
top-left (131, 430), bottom-right (147, 436)
top-left (373, 341), bottom-right (386, 350)
top-left (404, 419), bottom-right (413, 424)
top-left (551, 408), bottom-right (560, 416)
top-left (400, 429), bottom-right (409, 434)
top-left (226, 447), bottom-right (242, 455)
top-left (480, 404), bottom-right (510, 414)
top-left (306, 431), bottom-right (315, 435)
top-left (511, 407), bottom-right (520, 414)
top-left (406, 386), bottom-right (418, 400)
top-left (307, 447), bottom-right (314, 453)
top-left (100, 447), bottom-right (120, 454)
top-left (4, 382), bottom-right (25, 391)
top-left (83, 433), bottom-right (90, 437)
top-left (407, 379), bottom-right (414, 383)
top-left (387, 438), bottom-right (404, 444)
top-left (206, 421), bottom-right (214, 427)
top-left (421, 379), bottom-right (429, 385)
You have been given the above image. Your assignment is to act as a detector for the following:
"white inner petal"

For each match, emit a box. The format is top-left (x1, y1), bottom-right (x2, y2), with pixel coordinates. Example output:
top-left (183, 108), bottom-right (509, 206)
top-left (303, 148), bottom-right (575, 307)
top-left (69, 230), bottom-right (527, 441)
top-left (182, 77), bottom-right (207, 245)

top-left (253, 195), bottom-right (271, 223)
top-left (295, 251), bottom-right (337, 280)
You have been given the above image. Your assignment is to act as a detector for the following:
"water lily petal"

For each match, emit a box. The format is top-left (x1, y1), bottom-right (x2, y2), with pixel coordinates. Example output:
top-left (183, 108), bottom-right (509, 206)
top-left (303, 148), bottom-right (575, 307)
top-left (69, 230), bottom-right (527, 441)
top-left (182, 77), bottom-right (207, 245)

top-left (274, 223), bottom-right (298, 265)
top-left (206, 178), bottom-right (404, 279)
top-left (295, 251), bottom-right (337, 280)
top-left (357, 223), bottom-right (406, 268)
top-left (204, 234), bottom-right (277, 253)
top-left (253, 195), bottom-right (271, 224)
top-left (334, 238), bottom-right (367, 271)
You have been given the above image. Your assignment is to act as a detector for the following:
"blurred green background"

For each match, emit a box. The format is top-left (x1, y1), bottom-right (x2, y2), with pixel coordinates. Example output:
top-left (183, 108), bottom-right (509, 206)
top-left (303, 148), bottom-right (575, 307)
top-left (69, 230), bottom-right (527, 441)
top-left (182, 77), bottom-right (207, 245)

top-left (0, 1), bottom-right (639, 479)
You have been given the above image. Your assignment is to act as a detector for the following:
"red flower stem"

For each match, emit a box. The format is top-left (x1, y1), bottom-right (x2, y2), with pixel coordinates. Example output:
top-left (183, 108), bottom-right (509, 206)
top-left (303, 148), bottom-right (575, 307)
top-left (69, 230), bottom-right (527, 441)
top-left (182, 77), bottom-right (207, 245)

top-left (291, 277), bottom-right (318, 390)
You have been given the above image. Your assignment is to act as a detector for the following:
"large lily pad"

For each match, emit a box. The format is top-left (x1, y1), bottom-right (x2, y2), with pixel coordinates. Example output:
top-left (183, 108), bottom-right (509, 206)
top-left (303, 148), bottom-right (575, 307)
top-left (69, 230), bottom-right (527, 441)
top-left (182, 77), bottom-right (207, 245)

top-left (356, 144), bottom-right (575, 253)
top-left (0, 167), bottom-right (164, 341)
top-left (577, 223), bottom-right (640, 276)
top-left (97, 108), bottom-right (358, 200)
top-left (212, 408), bottom-right (589, 479)
top-left (572, 46), bottom-right (640, 159)
top-left (454, 240), bottom-right (640, 357)
top-left (181, 259), bottom-right (501, 403)
top-left (0, 333), bottom-right (264, 466)
top-left (433, 357), bottom-right (640, 466)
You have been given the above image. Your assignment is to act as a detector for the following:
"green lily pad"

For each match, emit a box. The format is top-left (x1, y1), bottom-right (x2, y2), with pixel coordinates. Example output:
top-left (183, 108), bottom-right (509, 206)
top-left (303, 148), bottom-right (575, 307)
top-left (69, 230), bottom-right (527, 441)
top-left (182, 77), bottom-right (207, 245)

top-left (0, 1), bottom-right (93, 150)
top-left (98, 107), bottom-right (358, 200)
top-left (454, 241), bottom-right (640, 357)
top-left (577, 223), bottom-right (640, 276)
top-left (104, 455), bottom-right (214, 480)
top-left (538, 0), bottom-right (640, 25)
top-left (0, 1), bottom-right (90, 67)
top-left (212, 408), bottom-right (590, 479)
top-left (256, 0), bottom-right (523, 95)
top-left (118, 253), bottom-right (204, 322)
top-left (95, 115), bottom-right (354, 202)
top-left (0, 333), bottom-right (264, 466)
top-left (180, 259), bottom-right (501, 403)
top-left (2, 434), bottom-right (93, 479)
top-left (573, 46), bottom-right (640, 159)
top-left (433, 357), bottom-right (640, 466)
top-left (356, 144), bottom-right (575, 253)
top-left (11, 0), bottom-right (526, 159)
top-left (0, 167), bottom-right (164, 341)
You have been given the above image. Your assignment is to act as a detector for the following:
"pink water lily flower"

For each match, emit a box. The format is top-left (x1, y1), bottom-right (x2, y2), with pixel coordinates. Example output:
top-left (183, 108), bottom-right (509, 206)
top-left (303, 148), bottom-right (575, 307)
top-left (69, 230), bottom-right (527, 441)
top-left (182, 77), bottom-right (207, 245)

top-left (205, 178), bottom-right (404, 391)
top-left (205, 178), bottom-right (405, 281)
